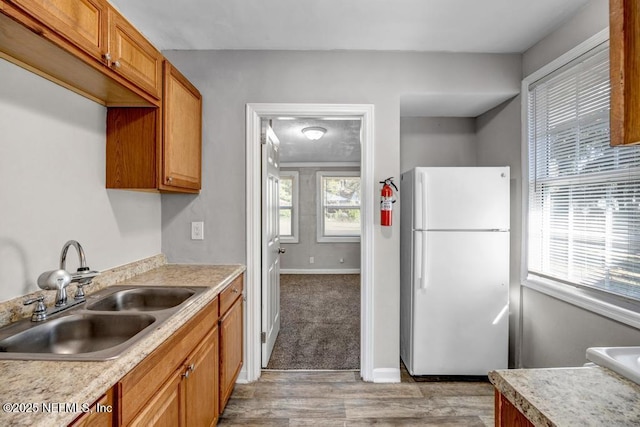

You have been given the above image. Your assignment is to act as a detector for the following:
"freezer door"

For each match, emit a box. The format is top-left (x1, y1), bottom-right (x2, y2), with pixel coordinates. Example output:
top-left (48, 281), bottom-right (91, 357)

top-left (414, 167), bottom-right (510, 231)
top-left (411, 230), bottom-right (509, 375)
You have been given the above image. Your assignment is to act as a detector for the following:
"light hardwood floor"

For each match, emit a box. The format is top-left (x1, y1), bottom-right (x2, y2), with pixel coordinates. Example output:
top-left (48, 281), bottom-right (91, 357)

top-left (219, 371), bottom-right (494, 426)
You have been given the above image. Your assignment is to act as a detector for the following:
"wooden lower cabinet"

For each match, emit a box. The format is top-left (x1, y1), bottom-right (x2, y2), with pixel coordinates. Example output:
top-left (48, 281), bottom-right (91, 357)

top-left (69, 387), bottom-right (116, 427)
top-left (99, 275), bottom-right (244, 427)
top-left (130, 327), bottom-right (219, 427)
top-left (494, 390), bottom-right (533, 427)
top-left (219, 295), bottom-right (243, 412)
top-left (130, 370), bottom-right (184, 427)
top-left (185, 326), bottom-right (220, 427)
top-left (118, 297), bottom-right (219, 427)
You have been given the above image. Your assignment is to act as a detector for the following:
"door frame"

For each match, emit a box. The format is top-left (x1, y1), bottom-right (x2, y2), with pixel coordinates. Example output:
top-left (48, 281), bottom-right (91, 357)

top-left (243, 103), bottom-right (375, 382)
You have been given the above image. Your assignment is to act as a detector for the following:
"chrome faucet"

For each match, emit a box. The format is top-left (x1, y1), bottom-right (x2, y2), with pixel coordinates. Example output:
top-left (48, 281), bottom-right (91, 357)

top-left (34, 240), bottom-right (100, 320)
top-left (59, 240), bottom-right (99, 301)
top-left (60, 240), bottom-right (88, 273)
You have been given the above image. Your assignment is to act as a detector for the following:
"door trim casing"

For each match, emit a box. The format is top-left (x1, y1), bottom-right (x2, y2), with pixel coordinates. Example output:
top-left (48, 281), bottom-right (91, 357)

top-left (242, 103), bottom-right (375, 382)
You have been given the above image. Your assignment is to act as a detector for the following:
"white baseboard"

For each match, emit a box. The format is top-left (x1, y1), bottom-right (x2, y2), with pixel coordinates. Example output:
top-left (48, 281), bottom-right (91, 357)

top-left (280, 268), bottom-right (360, 274)
top-left (372, 368), bottom-right (401, 383)
top-left (236, 367), bottom-right (250, 384)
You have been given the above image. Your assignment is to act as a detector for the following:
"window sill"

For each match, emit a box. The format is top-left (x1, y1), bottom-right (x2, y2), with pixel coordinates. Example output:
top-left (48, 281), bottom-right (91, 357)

top-left (523, 276), bottom-right (640, 330)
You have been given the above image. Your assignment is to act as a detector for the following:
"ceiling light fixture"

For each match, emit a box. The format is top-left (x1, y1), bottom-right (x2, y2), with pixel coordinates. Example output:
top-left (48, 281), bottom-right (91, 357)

top-left (302, 126), bottom-right (327, 141)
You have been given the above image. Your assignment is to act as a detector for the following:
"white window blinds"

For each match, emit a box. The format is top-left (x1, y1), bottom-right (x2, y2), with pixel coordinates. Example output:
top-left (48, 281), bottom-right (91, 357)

top-left (527, 43), bottom-right (640, 300)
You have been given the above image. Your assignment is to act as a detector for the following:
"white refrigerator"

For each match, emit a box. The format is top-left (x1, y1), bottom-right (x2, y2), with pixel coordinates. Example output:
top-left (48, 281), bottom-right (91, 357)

top-left (400, 167), bottom-right (510, 376)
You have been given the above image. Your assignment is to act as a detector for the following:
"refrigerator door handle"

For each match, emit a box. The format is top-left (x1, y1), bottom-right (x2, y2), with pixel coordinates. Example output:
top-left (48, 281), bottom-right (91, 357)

top-left (415, 170), bottom-right (428, 230)
top-left (415, 232), bottom-right (428, 290)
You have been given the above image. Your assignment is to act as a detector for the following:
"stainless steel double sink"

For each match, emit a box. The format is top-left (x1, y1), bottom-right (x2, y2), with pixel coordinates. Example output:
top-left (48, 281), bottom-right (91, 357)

top-left (0, 286), bottom-right (207, 361)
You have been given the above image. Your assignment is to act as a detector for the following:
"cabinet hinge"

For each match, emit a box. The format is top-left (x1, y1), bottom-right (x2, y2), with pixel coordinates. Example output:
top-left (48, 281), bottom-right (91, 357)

top-left (261, 332), bottom-right (266, 343)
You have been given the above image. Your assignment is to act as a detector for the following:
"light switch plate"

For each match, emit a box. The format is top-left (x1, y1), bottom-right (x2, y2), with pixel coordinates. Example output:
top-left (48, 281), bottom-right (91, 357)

top-left (191, 221), bottom-right (204, 240)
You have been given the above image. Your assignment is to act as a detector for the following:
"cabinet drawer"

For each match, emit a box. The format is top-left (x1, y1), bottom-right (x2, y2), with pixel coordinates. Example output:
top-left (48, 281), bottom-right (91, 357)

top-left (220, 275), bottom-right (243, 316)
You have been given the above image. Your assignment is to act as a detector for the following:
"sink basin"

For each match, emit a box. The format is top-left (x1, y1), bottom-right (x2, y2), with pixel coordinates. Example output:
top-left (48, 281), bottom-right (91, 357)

top-left (86, 287), bottom-right (196, 312)
top-left (586, 346), bottom-right (640, 385)
top-left (0, 285), bottom-right (207, 361)
top-left (0, 313), bottom-right (156, 360)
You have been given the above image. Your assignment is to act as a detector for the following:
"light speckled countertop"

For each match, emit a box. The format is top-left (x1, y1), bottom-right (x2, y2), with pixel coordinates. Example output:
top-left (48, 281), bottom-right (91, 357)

top-left (490, 366), bottom-right (640, 426)
top-left (0, 261), bottom-right (245, 427)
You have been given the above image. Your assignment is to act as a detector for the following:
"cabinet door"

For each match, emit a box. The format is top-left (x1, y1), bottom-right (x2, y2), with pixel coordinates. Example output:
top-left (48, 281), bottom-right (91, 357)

top-left (185, 326), bottom-right (219, 427)
top-left (161, 61), bottom-right (202, 191)
top-left (610, 0), bottom-right (640, 146)
top-left (219, 297), bottom-right (243, 411)
top-left (107, 7), bottom-right (162, 99)
top-left (69, 387), bottom-right (114, 427)
top-left (130, 369), bottom-right (185, 427)
top-left (10, 0), bottom-right (107, 61)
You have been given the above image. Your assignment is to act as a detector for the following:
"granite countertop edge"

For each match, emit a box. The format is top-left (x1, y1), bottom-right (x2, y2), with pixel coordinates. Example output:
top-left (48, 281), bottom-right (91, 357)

top-left (489, 366), bottom-right (640, 426)
top-left (0, 263), bottom-right (245, 427)
top-left (489, 369), bottom-right (554, 426)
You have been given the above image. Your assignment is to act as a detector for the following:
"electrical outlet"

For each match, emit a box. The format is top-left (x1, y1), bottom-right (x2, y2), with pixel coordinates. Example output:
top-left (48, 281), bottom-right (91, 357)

top-left (191, 221), bottom-right (204, 240)
top-left (339, 258), bottom-right (345, 264)
top-left (309, 256), bottom-right (314, 264)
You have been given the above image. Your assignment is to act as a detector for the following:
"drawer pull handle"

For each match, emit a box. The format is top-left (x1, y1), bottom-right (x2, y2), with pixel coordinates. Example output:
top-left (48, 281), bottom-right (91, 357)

top-left (232, 288), bottom-right (239, 294)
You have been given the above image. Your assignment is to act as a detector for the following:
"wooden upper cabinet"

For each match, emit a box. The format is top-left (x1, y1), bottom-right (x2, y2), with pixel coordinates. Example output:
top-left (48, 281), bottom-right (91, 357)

top-left (0, 0), bottom-right (158, 105)
top-left (161, 61), bottom-right (202, 191)
top-left (9, 0), bottom-right (107, 61)
top-left (610, 0), bottom-right (640, 146)
top-left (107, 7), bottom-right (162, 99)
top-left (106, 60), bottom-right (202, 193)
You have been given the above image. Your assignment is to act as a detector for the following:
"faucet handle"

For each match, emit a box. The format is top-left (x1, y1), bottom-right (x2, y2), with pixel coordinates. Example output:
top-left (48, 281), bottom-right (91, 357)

top-left (74, 282), bottom-right (92, 301)
top-left (24, 296), bottom-right (47, 322)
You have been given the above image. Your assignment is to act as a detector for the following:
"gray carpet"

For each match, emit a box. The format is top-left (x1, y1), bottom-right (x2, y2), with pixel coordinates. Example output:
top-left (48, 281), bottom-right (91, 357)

top-left (266, 274), bottom-right (360, 370)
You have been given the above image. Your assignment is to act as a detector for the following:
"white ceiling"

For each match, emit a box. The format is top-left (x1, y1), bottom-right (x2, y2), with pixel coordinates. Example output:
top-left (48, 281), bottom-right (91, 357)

top-left (109, 0), bottom-right (590, 53)
top-left (270, 118), bottom-right (362, 163)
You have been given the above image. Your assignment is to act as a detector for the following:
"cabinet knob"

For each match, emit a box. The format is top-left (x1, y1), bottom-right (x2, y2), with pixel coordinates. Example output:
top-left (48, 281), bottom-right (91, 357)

top-left (232, 288), bottom-right (239, 294)
top-left (112, 60), bottom-right (121, 69)
top-left (103, 52), bottom-right (111, 62)
top-left (167, 176), bottom-right (173, 183)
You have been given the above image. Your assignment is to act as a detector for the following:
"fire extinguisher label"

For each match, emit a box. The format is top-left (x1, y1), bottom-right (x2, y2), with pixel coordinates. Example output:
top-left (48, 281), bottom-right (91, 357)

top-left (381, 198), bottom-right (393, 211)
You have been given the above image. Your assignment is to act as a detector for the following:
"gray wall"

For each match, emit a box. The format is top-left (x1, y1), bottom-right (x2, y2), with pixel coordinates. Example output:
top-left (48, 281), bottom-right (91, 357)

top-left (518, 0), bottom-right (640, 367)
top-left (475, 96), bottom-right (522, 367)
top-left (399, 117), bottom-right (477, 173)
top-left (0, 59), bottom-right (162, 302)
top-left (280, 167), bottom-right (360, 272)
top-left (161, 49), bottom-right (521, 372)
top-left (523, 0), bottom-right (609, 76)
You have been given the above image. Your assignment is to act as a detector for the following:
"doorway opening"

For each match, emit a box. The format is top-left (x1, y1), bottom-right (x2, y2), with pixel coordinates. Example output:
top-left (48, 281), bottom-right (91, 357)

top-left (244, 103), bottom-right (375, 382)
top-left (264, 117), bottom-right (361, 370)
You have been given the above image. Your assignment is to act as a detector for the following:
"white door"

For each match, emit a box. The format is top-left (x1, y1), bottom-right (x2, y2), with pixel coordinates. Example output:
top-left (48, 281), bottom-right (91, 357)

top-left (261, 121), bottom-right (282, 367)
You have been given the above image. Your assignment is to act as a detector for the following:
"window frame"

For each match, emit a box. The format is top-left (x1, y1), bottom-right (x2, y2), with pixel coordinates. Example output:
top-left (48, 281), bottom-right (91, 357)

top-left (522, 29), bottom-right (640, 329)
top-left (279, 170), bottom-right (299, 243)
top-left (316, 170), bottom-right (361, 243)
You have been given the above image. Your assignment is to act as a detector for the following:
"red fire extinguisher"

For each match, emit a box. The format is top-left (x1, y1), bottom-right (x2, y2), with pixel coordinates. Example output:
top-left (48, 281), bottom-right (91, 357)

top-left (380, 177), bottom-right (398, 226)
